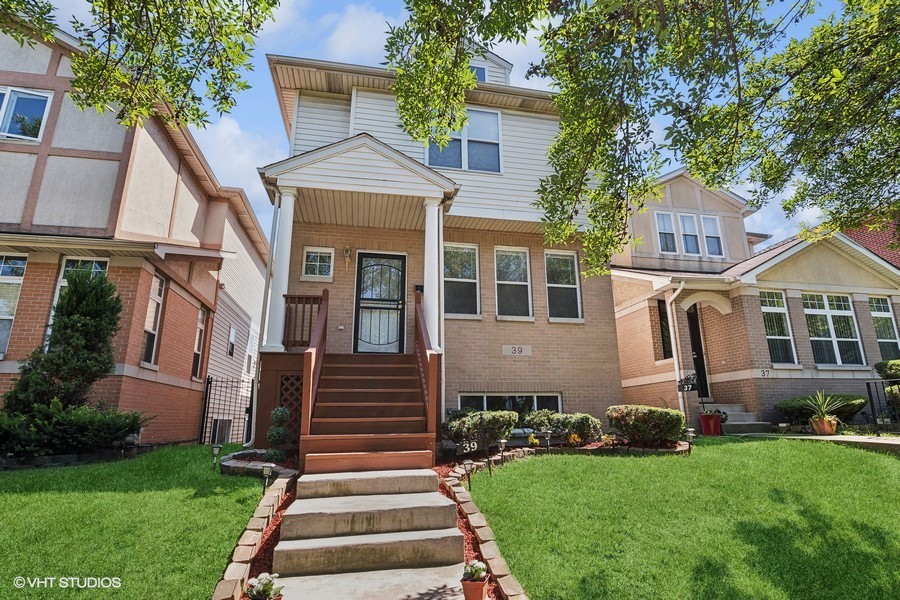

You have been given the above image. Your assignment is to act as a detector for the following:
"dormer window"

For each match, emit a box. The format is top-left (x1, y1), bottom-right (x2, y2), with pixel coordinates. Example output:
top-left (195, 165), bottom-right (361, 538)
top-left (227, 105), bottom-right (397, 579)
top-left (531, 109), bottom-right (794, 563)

top-left (470, 66), bottom-right (486, 82)
top-left (427, 108), bottom-right (501, 173)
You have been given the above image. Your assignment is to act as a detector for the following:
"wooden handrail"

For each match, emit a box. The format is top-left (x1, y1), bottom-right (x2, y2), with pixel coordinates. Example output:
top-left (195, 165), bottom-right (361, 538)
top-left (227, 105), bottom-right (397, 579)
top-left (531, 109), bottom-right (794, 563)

top-left (300, 289), bottom-right (328, 438)
top-left (283, 294), bottom-right (323, 348)
top-left (414, 291), bottom-right (440, 440)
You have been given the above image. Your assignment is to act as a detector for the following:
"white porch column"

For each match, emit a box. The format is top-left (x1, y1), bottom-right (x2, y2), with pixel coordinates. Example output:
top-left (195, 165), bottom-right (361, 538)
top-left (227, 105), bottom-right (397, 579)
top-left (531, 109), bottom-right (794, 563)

top-left (263, 188), bottom-right (296, 351)
top-left (423, 197), bottom-right (442, 350)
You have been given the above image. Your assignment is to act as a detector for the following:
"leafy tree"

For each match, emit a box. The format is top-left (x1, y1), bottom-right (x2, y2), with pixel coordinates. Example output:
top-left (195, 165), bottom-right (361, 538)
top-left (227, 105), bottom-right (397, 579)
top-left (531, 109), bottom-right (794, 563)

top-left (1, 0), bottom-right (279, 127)
top-left (3, 268), bottom-right (122, 414)
top-left (386, 0), bottom-right (900, 274)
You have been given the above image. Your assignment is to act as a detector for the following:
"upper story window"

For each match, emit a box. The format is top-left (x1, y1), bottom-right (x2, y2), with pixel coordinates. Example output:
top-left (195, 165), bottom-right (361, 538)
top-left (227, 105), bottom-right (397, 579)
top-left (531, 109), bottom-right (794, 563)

top-left (545, 251), bottom-right (582, 320)
top-left (0, 255), bottom-right (27, 358)
top-left (427, 108), bottom-right (501, 173)
top-left (0, 87), bottom-right (52, 141)
top-left (701, 216), bottom-right (724, 257)
top-left (802, 293), bottom-right (864, 365)
top-left (470, 66), bottom-right (486, 82)
top-left (444, 244), bottom-right (479, 316)
top-left (656, 212), bottom-right (677, 254)
top-left (760, 291), bottom-right (796, 364)
top-left (495, 247), bottom-right (531, 318)
top-left (869, 296), bottom-right (900, 360)
top-left (679, 214), bottom-right (701, 255)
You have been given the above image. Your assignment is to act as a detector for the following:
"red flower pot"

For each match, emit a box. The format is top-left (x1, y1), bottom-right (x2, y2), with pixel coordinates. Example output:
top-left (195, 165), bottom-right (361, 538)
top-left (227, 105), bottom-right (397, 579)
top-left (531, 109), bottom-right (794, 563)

top-left (462, 579), bottom-right (488, 600)
top-left (700, 414), bottom-right (722, 436)
top-left (810, 417), bottom-right (837, 435)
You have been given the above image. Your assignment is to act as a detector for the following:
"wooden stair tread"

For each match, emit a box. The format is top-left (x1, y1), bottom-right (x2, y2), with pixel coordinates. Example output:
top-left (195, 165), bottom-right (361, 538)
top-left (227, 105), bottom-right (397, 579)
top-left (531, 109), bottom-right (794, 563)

top-left (304, 433), bottom-right (435, 439)
top-left (312, 417), bottom-right (425, 423)
top-left (318, 388), bottom-right (422, 393)
top-left (316, 402), bottom-right (423, 408)
top-left (321, 375), bottom-right (419, 380)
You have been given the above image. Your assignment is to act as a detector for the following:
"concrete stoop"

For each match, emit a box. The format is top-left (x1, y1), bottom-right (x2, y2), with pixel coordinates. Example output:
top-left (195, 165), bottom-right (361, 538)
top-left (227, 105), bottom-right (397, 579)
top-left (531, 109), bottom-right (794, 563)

top-left (699, 402), bottom-right (774, 434)
top-left (273, 468), bottom-right (465, 599)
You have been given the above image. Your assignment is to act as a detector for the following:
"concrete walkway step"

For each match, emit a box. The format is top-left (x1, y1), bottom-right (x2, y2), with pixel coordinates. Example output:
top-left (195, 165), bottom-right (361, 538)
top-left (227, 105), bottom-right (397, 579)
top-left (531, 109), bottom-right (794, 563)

top-left (723, 422), bottom-right (774, 434)
top-left (296, 468), bottom-right (439, 499)
top-left (273, 527), bottom-right (464, 576)
top-left (281, 491), bottom-right (457, 539)
top-left (724, 412), bottom-right (762, 423)
top-left (278, 563), bottom-right (465, 599)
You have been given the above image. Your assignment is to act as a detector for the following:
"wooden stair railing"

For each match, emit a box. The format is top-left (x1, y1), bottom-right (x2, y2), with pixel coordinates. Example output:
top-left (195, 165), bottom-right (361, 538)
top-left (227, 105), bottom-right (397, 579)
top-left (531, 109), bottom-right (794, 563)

top-left (300, 289), bottom-right (329, 439)
top-left (283, 294), bottom-right (323, 349)
top-left (414, 291), bottom-right (441, 443)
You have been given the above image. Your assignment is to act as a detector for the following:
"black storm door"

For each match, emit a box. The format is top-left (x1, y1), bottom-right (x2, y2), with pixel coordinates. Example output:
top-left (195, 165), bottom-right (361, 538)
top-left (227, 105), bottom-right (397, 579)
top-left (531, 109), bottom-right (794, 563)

top-left (354, 253), bottom-right (406, 353)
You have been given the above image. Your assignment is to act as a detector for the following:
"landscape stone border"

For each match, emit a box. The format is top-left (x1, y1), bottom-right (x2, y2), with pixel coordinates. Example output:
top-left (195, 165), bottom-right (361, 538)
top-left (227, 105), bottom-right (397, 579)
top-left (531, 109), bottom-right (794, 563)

top-left (212, 459), bottom-right (299, 600)
top-left (219, 449), bottom-right (299, 478)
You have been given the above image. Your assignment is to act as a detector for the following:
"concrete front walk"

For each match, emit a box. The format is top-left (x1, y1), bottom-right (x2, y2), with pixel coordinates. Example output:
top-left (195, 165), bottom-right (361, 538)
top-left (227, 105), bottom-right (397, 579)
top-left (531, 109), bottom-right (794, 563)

top-left (735, 433), bottom-right (900, 454)
top-left (278, 563), bottom-right (464, 599)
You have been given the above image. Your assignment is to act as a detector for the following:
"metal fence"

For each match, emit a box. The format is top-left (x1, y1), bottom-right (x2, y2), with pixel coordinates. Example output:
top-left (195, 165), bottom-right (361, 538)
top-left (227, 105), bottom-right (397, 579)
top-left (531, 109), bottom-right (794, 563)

top-left (198, 377), bottom-right (254, 444)
top-left (864, 379), bottom-right (900, 436)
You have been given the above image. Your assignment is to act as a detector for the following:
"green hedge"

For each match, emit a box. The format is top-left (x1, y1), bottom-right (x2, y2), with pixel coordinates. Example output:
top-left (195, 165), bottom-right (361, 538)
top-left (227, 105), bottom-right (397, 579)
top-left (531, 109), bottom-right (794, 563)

top-left (442, 410), bottom-right (519, 447)
top-left (774, 394), bottom-right (868, 425)
top-left (606, 405), bottom-right (685, 446)
top-left (874, 360), bottom-right (900, 380)
top-left (0, 400), bottom-right (145, 459)
top-left (517, 410), bottom-right (602, 442)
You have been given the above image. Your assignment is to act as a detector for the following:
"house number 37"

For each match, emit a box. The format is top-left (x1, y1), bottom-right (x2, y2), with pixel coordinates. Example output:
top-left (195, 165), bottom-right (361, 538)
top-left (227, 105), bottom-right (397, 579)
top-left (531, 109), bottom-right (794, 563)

top-left (760, 369), bottom-right (770, 378)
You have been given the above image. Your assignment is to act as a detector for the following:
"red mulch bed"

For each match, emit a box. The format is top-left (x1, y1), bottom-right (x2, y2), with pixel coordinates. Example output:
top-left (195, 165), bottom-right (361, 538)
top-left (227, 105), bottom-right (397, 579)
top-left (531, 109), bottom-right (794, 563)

top-left (243, 489), bottom-right (295, 598)
top-left (434, 466), bottom-right (501, 600)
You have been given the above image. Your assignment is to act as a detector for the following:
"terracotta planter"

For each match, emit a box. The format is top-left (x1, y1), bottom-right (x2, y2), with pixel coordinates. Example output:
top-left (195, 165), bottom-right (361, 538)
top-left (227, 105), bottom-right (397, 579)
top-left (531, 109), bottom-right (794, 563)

top-left (462, 579), bottom-right (488, 600)
top-left (810, 417), bottom-right (837, 435)
top-left (700, 414), bottom-right (722, 436)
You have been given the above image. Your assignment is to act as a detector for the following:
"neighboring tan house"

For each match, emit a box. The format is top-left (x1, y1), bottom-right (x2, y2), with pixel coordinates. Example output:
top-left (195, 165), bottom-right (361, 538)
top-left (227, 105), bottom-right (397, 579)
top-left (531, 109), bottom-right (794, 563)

top-left (611, 169), bottom-right (900, 429)
top-left (0, 30), bottom-right (268, 444)
top-left (255, 52), bottom-right (623, 472)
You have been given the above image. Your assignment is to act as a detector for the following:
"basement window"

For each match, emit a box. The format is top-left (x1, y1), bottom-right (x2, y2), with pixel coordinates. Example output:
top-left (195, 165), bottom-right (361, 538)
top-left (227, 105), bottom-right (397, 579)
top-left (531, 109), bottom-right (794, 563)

top-left (458, 394), bottom-right (562, 413)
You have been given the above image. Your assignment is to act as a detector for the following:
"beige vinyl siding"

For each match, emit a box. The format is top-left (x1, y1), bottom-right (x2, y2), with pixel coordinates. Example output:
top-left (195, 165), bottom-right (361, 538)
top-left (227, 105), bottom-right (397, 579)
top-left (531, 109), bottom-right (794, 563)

top-left (207, 291), bottom-right (253, 380)
top-left (470, 56), bottom-right (509, 85)
top-left (292, 92), bottom-right (351, 155)
top-left (350, 89), bottom-right (559, 222)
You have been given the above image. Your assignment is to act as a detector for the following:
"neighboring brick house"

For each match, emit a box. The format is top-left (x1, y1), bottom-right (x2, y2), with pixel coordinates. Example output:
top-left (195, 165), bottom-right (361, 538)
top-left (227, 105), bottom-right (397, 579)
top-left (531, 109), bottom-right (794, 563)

top-left (0, 30), bottom-right (268, 444)
top-left (844, 227), bottom-right (900, 268)
top-left (610, 169), bottom-right (900, 429)
top-left (255, 53), bottom-right (623, 471)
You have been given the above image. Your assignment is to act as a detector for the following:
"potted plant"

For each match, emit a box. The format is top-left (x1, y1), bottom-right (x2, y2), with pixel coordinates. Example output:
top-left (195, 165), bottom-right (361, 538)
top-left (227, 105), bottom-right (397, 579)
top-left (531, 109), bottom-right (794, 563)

top-left (461, 560), bottom-right (489, 600)
top-left (699, 409), bottom-right (728, 436)
top-left (244, 573), bottom-right (283, 600)
top-left (802, 391), bottom-right (849, 435)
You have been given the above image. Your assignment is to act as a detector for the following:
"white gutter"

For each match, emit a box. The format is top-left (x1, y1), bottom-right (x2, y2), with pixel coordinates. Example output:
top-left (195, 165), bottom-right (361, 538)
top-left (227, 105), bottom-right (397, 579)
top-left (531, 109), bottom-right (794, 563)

top-left (245, 189), bottom-right (281, 448)
top-left (666, 281), bottom-right (687, 415)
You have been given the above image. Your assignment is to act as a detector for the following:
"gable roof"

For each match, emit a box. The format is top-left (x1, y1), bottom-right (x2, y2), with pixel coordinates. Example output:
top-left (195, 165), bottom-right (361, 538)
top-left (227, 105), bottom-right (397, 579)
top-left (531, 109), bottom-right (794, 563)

top-left (843, 227), bottom-right (900, 268)
top-left (656, 168), bottom-right (756, 216)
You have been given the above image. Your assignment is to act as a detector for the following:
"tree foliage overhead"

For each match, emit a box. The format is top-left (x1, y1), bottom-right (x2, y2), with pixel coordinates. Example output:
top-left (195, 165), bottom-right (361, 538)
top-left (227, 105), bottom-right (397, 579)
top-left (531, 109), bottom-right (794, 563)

top-left (0, 0), bottom-right (279, 127)
top-left (387, 0), bottom-right (900, 275)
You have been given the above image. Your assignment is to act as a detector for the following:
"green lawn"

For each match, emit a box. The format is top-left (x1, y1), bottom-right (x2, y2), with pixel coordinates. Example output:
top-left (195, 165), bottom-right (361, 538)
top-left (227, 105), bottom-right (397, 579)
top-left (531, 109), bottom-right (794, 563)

top-left (471, 438), bottom-right (900, 600)
top-left (0, 445), bottom-right (259, 598)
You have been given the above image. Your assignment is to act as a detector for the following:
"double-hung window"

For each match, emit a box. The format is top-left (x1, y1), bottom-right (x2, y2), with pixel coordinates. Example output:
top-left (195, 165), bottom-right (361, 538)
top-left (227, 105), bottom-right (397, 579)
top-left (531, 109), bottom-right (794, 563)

top-left (192, 308), bottom-right (207, 378)
top-left (428, 108), bottom-right (501, 173)
top-left (444, 244), bottom-right (479, 315)
top-left (760, 291), bottom-right (796, 364)
top-left (679, 214), bottom-right (701, 255)
top-left (656, 212), bottom-right (677, 254)
top-left (459, 393), bottom-right (561, 413)
top-left (495, 248), bottom-right (531, 318)
top-left (0, 255), bottom-right (27, 358)
top-left (545, 251), bottom-right (582, 319)
top-left (802, 293), bottom-right (864, 365)
top-left (0, 87), bottom-right (52, 141)
top-left (869, 297), bottom-right (900, 360)
top-left (701, 216), bottom-right (724, 257)
top-left (141, 275), bottom-right (165, 365)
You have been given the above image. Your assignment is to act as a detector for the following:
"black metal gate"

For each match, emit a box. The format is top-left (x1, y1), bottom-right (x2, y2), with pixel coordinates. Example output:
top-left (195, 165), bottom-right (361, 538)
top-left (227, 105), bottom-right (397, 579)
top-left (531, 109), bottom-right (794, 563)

top-left (864, 379), bottom-right (900, 436)
top-left (198, 377), bottom-right (254, 444)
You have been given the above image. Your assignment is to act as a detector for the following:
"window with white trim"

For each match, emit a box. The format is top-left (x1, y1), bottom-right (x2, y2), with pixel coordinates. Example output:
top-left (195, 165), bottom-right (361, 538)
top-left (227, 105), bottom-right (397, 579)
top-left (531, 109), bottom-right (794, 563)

top-left (427, 108), bottom-right (501, 173)
top-left (458, 393), bottom-right (561, 413)
top-left (802, 293), bottom-right (864, 365)
top-left (192, 308), bottom-right (207, 378)
top-left (301, 247), bottom-right (333, 280)
top-left (656, 212), bottom-right (677, 254)
top-left (0, 87), bottom-right (52, 141)
top-left (545, 251), bottom-right (582, 319)
top-left (0, 255), bottom-right (27, 358)
top-left (760, 291), bottom-right (796, 364)
top-left (141, 274), bottom-right (165, 364)
top-left (701, 216), bottom-right (724, 257)
top-left (444, 244), bottom-right (479, 315)
top-left (679, 214), bottom-right (701, 255)
top-left (869, 297), bottom-right (900, 360)
top-left (55, 257), bottom-right (109, 303)
top-left (228, 325), bottom-right (237, 357)
top-left (470, 66), bottom-right (486, 82)
top-left (245, 333), bottom-right (255, 374)
top-left (495, 248), bottom-right (531, 317)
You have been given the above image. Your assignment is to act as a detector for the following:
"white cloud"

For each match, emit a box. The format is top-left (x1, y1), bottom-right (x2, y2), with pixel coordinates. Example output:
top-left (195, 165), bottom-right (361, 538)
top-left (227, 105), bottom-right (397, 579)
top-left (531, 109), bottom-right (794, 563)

top-left (258, 0), bottom-right (313, 43)
top-left (492, 27), bottom-right (552, 90)
top-left (320, 4), bottom-right (405, 66)
top-left (190, 116), bottom-right (286, 233)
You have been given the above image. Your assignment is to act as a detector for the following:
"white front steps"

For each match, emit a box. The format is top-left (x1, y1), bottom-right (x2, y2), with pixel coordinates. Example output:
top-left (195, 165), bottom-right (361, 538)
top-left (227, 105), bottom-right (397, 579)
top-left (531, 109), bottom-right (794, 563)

top-left (700, 402), bottom-right (774, 434)
top-left (274, 469), bottom-right (465, 598)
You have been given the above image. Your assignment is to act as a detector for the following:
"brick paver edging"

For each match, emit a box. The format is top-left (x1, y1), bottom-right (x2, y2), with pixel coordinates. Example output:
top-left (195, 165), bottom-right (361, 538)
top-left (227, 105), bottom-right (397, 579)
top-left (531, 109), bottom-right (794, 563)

top-left (218, 449), bottom-right (299, 478)
top-left (211, 466), bottom-right (299, 600)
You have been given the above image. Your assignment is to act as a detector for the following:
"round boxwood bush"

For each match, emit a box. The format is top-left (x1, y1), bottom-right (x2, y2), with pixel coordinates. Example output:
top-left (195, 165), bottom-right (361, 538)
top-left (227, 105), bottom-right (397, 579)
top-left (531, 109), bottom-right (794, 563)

top-left (266, 425), bottom-right (289, 447)
top-left (874, 359), bottom-right (900, 380)
top-left (442, 410), bottom-right (518, 447)
top-left (271, 406), bottom-right (290, 427)
top-left (774, 394), bottom-right (868, 425)
top-left (606, 405), bottom-right (685, 446)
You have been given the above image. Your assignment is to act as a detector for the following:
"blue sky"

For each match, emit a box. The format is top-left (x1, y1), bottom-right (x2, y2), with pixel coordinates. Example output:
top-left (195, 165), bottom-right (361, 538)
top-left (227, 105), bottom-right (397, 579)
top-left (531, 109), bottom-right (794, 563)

top-left (53, 0), bottom-right (845, 245)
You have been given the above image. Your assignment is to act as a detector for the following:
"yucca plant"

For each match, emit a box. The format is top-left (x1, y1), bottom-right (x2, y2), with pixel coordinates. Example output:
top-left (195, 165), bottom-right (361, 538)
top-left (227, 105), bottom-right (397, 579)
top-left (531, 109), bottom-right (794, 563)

top-left (801, 391), bottom-right (849, 435)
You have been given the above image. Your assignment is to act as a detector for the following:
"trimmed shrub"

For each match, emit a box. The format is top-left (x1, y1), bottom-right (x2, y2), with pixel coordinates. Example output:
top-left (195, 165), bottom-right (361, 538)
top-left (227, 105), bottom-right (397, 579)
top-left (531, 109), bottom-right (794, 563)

top-left (566, 413), bottom-right (603, 441)
top-left (264, 448), bottom-right (286, 463)
top-left (442, 410), bottom-right (518, 448)
top-left (518, 409), bottom-right (556, 431)
top-left (516, 411), bottom-right (602, 443)
top-left (606, 405), bottom-right (685, 446)
top-left (270, 406), bottom-right (289, 427)
top-left (266, 426), bottom-right (289, 447)
top-left (886, 385), bottom-right (900, 410)
top-left (874, 360), bottom-right (900, 380)
top-left (0, 399), bottom-right (144, 459)
top-left (774, 394), bottom-right (868, 425)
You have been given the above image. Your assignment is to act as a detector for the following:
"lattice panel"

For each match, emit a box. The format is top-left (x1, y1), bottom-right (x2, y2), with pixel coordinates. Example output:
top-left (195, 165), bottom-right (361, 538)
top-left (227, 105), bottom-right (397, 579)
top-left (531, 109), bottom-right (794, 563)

top-left (278, 374), bottom-right (303, 442)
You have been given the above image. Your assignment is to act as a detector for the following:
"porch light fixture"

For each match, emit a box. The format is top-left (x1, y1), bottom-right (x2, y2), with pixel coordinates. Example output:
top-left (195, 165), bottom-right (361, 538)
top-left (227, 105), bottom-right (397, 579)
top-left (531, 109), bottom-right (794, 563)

top-left (499, 439), bottom-right (507, 465)
top-left (462, 459), bottom-right (474, 491)
top-left (685, 428), bottom-right (695, 455)
top-left (262, 463), bottom-right (275, 493)
top-left (211, 444), bottom-right (222, 470)
top-left (343, 244), bottom-right (352, 271)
